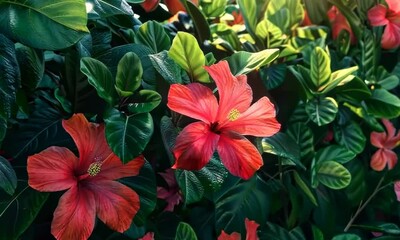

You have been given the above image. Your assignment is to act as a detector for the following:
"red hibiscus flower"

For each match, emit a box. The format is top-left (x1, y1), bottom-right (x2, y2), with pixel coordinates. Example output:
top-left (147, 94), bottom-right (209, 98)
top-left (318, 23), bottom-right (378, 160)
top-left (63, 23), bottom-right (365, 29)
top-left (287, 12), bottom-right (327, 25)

top-left (27, 114), bottom-right (145, 240)
top-left (167, 60), bottom-right (280, 180)
top-left (370, 119), bottom-right (400, 171)
top-left (218, 218), bottom-right (260, 240)
top-left (157, 168), bottom-right (182, 211)
top-left (141, 0), bottom-right (160, 12)
top-left (328, 6), bottom-right (356, 44)
top-left (368, 0), bottom-right (400, 49)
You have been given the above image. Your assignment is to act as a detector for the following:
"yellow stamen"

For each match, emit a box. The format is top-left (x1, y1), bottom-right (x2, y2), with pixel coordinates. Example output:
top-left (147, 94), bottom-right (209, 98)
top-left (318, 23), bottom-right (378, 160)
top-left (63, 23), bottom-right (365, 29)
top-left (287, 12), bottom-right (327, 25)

top-left (87, 162), bottom-right (102, 176)
top-left (228, 108), bottom-right (240, 121)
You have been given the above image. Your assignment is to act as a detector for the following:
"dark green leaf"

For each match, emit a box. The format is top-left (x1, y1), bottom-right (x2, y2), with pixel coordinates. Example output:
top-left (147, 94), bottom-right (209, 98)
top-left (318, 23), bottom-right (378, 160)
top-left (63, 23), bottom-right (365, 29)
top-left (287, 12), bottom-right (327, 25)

top-left (260, 63), bottom-right (287, 90)
top-left (0, 0), bottom-right (88, 50)
top-left (262, 132), bottom-right (305, 169)
top-left (104, 108), bottom-right (154, 163)
top-left (303, 0), bottom-right (329, 24)
top-left (80, 57), bottom-right (118, 105)
top-left (286, 122), bottom-right (314, 160)
top-left (0, 156), bottom-right (16, 195)
top-left (365, 89), bottom-right (400, 119)
top-left (181, 0), bottom-right (211, 43)
top-left (334, 76), bottom-right (371, 102)
top-left (127, 90), bottom-right (161, 114)
top-left (87, 0), bottom-right (133, 19)
top-left (293, 171), bottom-right (317, 206)
top-left (316, 161), bottom-right (351, 189)
top-left (0, 183), bottom-right (49, 240)
top-left (259, 222), bottom-right (305, 240)
top-left (311, 225), bottom-right (324, 240)
top-left (305, 97), bottom-right (338, 126)
top-left (175, 169), bottom-right (204, 205)
top-left (175, 222), bottom-right (198, 240)
top-left (168, 32), bottom-right (209, 83)
top-left (315, 145), bottom-right (356, 164)
top-left (310, 47), bottom-right (331, 92)
top-left (352, 223), bottom-right (400, 235)
top-left (331, 233), bottom-right (361, 240)
top-left (115, 52), bottom-right (143, 97)
top-left (149, 50), bottom-right (189, 85)
top-left (15, 44), bottom-right (43, 93)
top-left (334, 121), bottom-right (366, 154)
top-left (134, 21), bottom-right (171, 53)
top-left (226, 49), bottom-right (280, 76)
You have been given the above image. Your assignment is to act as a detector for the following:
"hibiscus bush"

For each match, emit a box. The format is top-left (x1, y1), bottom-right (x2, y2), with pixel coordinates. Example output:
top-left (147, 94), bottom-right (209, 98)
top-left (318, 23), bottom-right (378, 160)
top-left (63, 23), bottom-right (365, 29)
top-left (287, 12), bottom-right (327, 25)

top-left (1, 0), bottom-right (400, 239)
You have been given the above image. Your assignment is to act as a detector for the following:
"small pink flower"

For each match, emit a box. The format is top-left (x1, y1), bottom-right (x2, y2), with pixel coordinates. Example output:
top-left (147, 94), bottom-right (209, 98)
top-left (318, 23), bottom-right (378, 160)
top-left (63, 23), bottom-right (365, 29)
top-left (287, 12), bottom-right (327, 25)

top-left (368, 0), bottom-right (400, 49)
top-left (370, 119), bottom-right (400, 171)
top-left (157, 169), bottom-right (182, 211)
top-left (218, 218), bottom-right (259, 240)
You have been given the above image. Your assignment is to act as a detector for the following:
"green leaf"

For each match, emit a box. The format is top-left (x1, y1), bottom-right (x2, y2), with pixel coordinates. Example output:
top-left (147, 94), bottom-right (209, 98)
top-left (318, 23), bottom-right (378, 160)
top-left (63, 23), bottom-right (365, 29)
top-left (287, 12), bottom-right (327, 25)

top-left (322, 66), bottom-right (358, 94)
top-left (168, 32), bottom-right (209, 83)
top-left (311, 225), bottom-right (324, 240)
top-left (0, 183), bottom-right (49, 240)
top-left (315, 145), bottom-right (356, 164)
top-left (305, 97), bottom-right (338, 126)
top-left (303, 0), bottom-right (329, 24)
top-left (286, 122), bottom-right (314, 160)
top-left (334, 76), bottom-right (371, 102)
top-left (262, 132), bottom-right (305, 169)
top-left (255, 19), bottom-right (284, 48)
top-left (331, 233), bottom-right (361, 240)
top-left (260, 63), bottom-right (287, 90)
top-left (310, 47), bottom-right (331, 92)
top-left (149, 50), bottom-right (189, 85)
top-left (0, 0), bottom-right (88, 50)
top-left (316, 161), bottom-right (351, 189)
top-left (120, 160), bottom-right (156, 226)
top-left (175, 222), bottom-right (198, 240)
top-left (334, 121), bottom-right (366, 154)
top-left (15, 44), bottom-right (44, 93)
top-left (352, 223), bottom-right (400, 235)
top-left (0, 157), bottom-right (17, 195)
top-left (175, 169), bottom-right (204, 205)
top-left (365, 89), bottom-right (400, 119)
top-left (293, 171), bottom-right (317, 206)
top-left (104, 108), bottom-right (154, 163)
top-left (288, 66), bottom-right (313, 100)
top-left (181, 0), bottom-right (211, 43)
top-left (115, 52), bottom-right (143, 97)
top-left (376, 66), bottom-right (399, 90)
top-left (215, 176), bottom-right (269, 233)
top-left (226, 49), bottom-right (280, 76)
top-left (259, 222), bottom-right (306, 240)
top-left (267, 0), bottom-right (304, 34)
top-left (127, 90), bottom-right (161, 114)
top-left (80, 57), bottom-right (118, 105)
top-left (87, 0), bottom-right (133, 19)
top-left (200, 0), bottom-right (227, 18)
top-left (345, 160), bottom-right (367, 205)
top-left (134, 21), bottom-right (171, 53)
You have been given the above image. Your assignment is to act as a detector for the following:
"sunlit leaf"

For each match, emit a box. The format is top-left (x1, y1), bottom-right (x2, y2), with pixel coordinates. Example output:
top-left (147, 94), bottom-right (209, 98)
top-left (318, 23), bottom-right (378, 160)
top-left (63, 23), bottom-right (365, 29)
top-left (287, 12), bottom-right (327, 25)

top-left (316, 161), bottom-right (351, 189)
top-left (115, 52), bottom-right (143, 97)
top-left (134, 21), bottom-right (171, 53)
top-left (226, 49), bottom-right (280, 76)
top-left (305, 97), bottom-right (338, 126)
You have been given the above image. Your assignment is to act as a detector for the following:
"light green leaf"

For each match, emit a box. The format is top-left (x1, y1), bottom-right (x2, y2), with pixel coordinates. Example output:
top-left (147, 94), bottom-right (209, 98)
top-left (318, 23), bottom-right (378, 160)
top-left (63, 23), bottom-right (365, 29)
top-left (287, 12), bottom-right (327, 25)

top-left (226, 49), bottom-right (280, 76)
top-left (201, 0), bottom-right (227, 17)
top-left (305, 97), bottom-right (338, 126)
top-left (80, 57), bottom-right (118, 105)
top-left (175, 222), bottom-right (198, 240)
top-left (134, 21), bottom-right (171, 53)
top-left (115, 52), bottom-right (143, 97)
top-left (168, 32), bottom-right (209, 82)
top-left (334, 121), bottom-right (366, 154)
top-left (315, 145), bottom-right (355, 164)
top-left (317, 161), bottom-right (351, 189)
top-left (104, 108), bottom-right (154, 163)
top-left (321, 66), bottom-right (358, 93)
top-left (310, 47), bottom-right (331, 92)
top-left (0, 0), bottom-right (88, 50)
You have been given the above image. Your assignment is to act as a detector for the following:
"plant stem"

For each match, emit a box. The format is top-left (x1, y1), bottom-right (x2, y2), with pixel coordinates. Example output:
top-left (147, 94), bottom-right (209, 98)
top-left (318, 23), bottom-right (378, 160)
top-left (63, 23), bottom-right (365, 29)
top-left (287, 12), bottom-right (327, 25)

top-left (344, 176), bottom-right (386, 232)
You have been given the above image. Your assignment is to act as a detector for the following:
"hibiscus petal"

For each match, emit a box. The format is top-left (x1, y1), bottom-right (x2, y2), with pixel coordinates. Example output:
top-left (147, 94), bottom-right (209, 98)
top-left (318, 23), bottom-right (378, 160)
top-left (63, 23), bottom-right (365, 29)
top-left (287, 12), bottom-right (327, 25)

top-left (217, 132), bottom-right (263, 180)
top-left (141, 0), bottom-right (160, 12)
top-left (381, 23), bottom-right (400, 49)
top-left (204, 61), bottom-right (252, 121)
top-left (385, 149), bottom-right (398, 169)
top-left (167, 83), bottom-right (218, 123)
top-left (98, 154), bottom-right (145, 180)
top-left (370, 131), bottom-right (387, 148)
top-left (172, 122), bottom-right (220, 170)
top-left (245, 218), bottom-right (259, 240)
top-left (62, 114), bottom-right (112, 173)
top-left (221, 97), bottom-right (280, 137)
top-left (368, 5), bottom-right (389, 26)
top-left (394, 181), bottom-right (400, 202)
top-left (28, 146), bottom-right (78, 192)
top-left (218, 231), bottom-right (241, 240)
top-left (370, 148), bottom-right (389, 171)
top-left (386, 0), bottom-right (400, 13)
top-left (88, 180), bottom-right (140, 233)
top-left (51, 186), bottom-right (96, 240)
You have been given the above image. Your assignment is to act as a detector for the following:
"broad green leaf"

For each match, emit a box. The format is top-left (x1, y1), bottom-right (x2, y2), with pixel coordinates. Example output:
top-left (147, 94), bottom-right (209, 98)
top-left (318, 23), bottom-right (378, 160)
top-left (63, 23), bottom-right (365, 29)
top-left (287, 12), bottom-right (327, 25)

top-left (149, 50), bottom-right (189, 85)
top-left (255, 19), bottom-right (284, 48)
top-left (321, 66), bottom-right (358, 93)
top-left (331, 233), bottom-right (361, 240)
top-left (0, 156), bottom-right (16, 195)
top-left (181, 0), bottom-right (211, 43)
top-left (310, 47), bottom-right (331, 92)
top-left (175, 222), bottom-right (198, 240)
top-left (365, 89), bottom-right (400, 119)
top-left (104, 108), bottom-right (154, 163)
top-left (260, 63), bottom-right (287, 90)
top-left (316, 161), bottom-right (351, 189)
top-left (127, 90), bottom-right (161, 114)
top-left (303, 0), bottom-right (329, 24)
top-left (311, 225), bottom-right (324, 240)
top-left (315, 145), bottom-right (356, 164)
top-left (226, 49), bottom-right (280, 76)
top-left (305, 97), bottom-right (338, 126)
top-left (0, 0), bottom-right (88, 50)
top-left (134, 21), bottom-right (171, 53)
top-left (215, 176), bottom-right (269, 233)
top-left (286, 122), bottom-right (314, 160)
top-left (267, 7), bottom-right (290, 35)
top-left (200, 0), bottom-right (227, 18)
top-left (120, 160), bottom-right (156, 226)
top-left (15, 44), bottom-right (44, 93)
top-left (115, 52), bottom-right (143, 97)
top-left (262, 132), bottom-right (305, 169)
top-left (80, 57), bottom-right (118, 105)
top-left (210, 23), bottom-right (242, 51)
top-left (293, 171), bottom-right (317, 206)
top-left (168, 32), bottom-right (209, 83)
top-left (0, 34), bottom-right (19, 120)
top-left (0, 183), bottom-right (49, 240)
top-left (259, 222), bottom-right (306, 240)
top-left (267, 0), bottom-right (304, 34)
top-left (352, 223), bottom-right (400, 235)
top-left (334, 76), bottom-right (371, 103)
top-left (334, 121), bottom-right (366, 154)
top-left (376, 65), bottom-right (399, 90)
top-left (287, 66), bottom-right (313, 100)
top-left (175, 170), bottom-right (204, 204)
top-left (296, 26), bottom-right (328, 40)
top-left (357, 30), bottom-right (376, 81)
top-left (345, 160), bottom-right (366, 205)
top-left (86, 0), bottom-right (133, 19)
